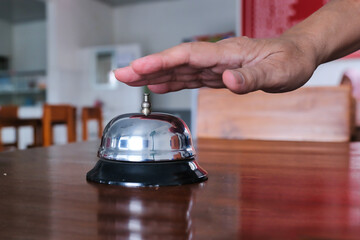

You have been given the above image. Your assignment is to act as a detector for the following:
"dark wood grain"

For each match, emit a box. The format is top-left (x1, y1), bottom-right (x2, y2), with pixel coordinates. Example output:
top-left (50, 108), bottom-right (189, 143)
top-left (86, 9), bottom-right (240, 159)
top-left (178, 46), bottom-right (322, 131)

top-left (1, 139), bottom-right (360, 239)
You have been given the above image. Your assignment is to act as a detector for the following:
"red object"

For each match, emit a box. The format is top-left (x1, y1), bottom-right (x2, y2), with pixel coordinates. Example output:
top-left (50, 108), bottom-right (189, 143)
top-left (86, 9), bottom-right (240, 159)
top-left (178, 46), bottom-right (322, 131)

top-left (242, 0), bottom-right (328, 38)
top-left (344, 50), bottom-right (360, 59)
top-left (242, 0), bottom-right (359, 58)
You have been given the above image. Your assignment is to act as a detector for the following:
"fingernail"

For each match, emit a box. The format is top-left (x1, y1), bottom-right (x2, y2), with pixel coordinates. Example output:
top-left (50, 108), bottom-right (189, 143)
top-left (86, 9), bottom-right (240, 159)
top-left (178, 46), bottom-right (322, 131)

top-left (232, 71), bottom-right (245, 85)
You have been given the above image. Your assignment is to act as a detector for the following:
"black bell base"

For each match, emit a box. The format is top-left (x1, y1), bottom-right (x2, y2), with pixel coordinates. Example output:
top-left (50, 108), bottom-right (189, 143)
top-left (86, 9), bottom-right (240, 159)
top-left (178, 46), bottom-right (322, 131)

top-left (86, 158), bottom-right (208, 187)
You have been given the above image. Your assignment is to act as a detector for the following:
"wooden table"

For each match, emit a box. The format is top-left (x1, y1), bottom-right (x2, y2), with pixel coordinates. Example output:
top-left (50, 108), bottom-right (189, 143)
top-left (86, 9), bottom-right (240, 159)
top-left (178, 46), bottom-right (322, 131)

top-left (0, 138), bottom-right (359, 239)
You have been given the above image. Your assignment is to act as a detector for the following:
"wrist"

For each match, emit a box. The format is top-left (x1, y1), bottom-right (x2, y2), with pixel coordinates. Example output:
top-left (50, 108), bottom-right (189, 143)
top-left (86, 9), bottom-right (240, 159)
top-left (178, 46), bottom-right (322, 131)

top-left (280, 31), bottom-right (322, 69)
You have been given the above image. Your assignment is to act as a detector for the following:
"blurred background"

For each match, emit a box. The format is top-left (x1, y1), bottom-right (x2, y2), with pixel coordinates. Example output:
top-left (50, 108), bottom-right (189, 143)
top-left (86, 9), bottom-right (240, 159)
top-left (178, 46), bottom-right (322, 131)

top-left (1, 0), bottom-right (360, 148)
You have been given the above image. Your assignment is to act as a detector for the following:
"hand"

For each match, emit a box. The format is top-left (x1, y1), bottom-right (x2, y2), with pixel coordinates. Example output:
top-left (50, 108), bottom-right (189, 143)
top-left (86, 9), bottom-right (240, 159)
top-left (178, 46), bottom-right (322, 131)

top-left (113, 36), bottom-right (317, 94)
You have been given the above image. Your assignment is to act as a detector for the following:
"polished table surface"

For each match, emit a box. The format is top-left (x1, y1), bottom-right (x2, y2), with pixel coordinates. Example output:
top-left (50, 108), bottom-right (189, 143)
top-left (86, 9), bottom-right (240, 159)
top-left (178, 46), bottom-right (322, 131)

top-left (0, 138), bottom-right (360, 239)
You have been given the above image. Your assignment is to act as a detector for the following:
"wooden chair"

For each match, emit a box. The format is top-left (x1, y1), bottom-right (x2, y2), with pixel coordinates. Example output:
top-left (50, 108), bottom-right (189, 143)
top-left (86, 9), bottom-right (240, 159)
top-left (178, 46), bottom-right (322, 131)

top-left (42, 104), bottom-right (77, 147)
top-left (0, 105), bottom-right (19, 151)
top-left (340, 70), bottom-right (360, 140)
top-left (81, 107), bottom-right (103, 141)
top-left (197, 86), bottom-right (354, 142)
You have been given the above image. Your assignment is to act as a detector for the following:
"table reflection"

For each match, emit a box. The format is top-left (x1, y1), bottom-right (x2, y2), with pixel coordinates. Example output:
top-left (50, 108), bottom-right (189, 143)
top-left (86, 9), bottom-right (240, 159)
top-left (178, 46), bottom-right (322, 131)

top-left (93, 184), bottom-right (199, 240)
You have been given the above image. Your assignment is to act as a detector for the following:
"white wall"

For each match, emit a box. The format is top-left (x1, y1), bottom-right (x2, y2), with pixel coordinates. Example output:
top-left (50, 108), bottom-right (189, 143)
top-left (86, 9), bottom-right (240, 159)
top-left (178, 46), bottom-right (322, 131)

top-left (0, 19), bottom-right (12, 57)
top-left (12, 20), bottom-right (47, 72)
top-left (47, 0), bottom-right (142, 126)
top-left (113, 0), bottom-right (236, 55)
top-left (47, 0), bottom-right (113, 104)
top-left (307, 59), bottom-right (360, 86)
top-left (0, 20), bottom-right (47, 72)
top-left (113, 0), bottom-right (237, 110)
top-left (80, 44), bottom-right (143, 122)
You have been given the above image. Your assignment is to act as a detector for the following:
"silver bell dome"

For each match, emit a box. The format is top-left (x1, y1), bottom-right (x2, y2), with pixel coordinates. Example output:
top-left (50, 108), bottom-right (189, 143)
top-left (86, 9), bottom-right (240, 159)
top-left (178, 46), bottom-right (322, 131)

top-left (98, 112), bottom-right (195, 162)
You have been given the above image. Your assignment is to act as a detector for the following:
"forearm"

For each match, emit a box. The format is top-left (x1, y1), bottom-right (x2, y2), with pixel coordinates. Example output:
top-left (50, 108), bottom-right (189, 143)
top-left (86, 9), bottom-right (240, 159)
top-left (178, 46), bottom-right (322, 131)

top-left (281, 0), bottom-right (360, 65)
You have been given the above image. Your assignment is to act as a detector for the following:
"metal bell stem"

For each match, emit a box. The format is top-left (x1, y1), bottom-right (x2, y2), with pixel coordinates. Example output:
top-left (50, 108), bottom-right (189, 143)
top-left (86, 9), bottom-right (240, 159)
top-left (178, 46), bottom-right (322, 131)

top-left (141, 93), bottom-right (151, 116)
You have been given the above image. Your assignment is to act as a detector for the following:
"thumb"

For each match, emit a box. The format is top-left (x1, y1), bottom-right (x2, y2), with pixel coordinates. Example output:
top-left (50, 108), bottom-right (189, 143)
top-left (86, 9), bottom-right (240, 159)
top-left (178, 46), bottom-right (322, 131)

top-left (222, 65), bottom-right (269, 94)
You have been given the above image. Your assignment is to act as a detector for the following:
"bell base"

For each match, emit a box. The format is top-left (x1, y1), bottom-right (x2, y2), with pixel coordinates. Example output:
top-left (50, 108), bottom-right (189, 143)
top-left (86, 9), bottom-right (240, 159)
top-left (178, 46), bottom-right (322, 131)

top-left (86, 158), bottom-right (208, 187)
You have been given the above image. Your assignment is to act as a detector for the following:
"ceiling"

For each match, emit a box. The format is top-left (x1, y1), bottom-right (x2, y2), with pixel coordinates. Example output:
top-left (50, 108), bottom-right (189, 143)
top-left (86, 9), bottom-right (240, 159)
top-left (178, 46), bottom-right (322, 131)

top-left (0, 0), bottom-right (46, 23)
top-left (0, 0), bottom-right (175, 24)
top-left (96, 0), bottom-right (177, 6)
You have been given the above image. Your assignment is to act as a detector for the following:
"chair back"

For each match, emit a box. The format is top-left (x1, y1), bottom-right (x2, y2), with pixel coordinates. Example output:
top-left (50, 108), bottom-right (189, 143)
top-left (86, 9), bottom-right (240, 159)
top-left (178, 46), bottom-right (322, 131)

top-left (0, 105), bottom-right (19, 151)
top-left (81, 107), bottom-right (103, 141)
top-left (197, 86), bottom-right (353, 142)
top-left (42, 104), bottom-right (76, 146)
top-left (0, 105), bottom-right (18, 119)
top-left (340, 71), bottom-right (360, 124)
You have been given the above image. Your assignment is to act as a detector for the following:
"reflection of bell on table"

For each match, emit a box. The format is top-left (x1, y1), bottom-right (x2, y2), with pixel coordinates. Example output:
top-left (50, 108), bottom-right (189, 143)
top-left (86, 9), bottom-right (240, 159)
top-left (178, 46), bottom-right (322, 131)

top-left (95, 184), bottom-right (197, 239)
top-left (86, 93), bottom-right (208, 187)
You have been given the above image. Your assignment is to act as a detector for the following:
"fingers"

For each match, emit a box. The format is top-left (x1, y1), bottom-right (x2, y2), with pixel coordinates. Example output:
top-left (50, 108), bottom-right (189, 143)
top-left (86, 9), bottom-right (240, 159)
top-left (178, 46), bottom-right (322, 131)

top-left (222, 69), bottom-right (258, 94)
top-left (113, 49), bottom-right (187, 84)
top-left (114, 65), bottom-right (197, 85)
top-left (113, 66), bottom-right (142, 83)
top-left (114, 41), bottom-right (225, 92)
top-left (223, 59), bottom-right (299, 94)
top-left (147, 78), bottom-right (225, 94)
top-left (131, 44), bottom-right (192, 75)
top-left (113, 65), bottom-right (196, 87)
top-left (126, 73), bottom-right (198, 87)
top-left (123, 64), bottom-right (222, 88)
top-left (222, 64), bottom-right (268, 94)
top-left (118, 41), bottom-right (219, 75)
top-left (148, 81), bottom-right (204, 93)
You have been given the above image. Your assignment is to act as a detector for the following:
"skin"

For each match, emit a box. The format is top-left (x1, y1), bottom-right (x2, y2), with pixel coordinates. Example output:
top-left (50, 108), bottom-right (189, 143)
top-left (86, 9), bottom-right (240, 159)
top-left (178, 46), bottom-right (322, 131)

top-left (114, 0), bottom-right (360, 94)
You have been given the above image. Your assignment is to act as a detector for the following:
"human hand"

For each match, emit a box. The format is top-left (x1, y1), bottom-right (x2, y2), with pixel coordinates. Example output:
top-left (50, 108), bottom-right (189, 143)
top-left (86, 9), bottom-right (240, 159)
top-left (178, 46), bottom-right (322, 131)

top-left (113, 36), bottom-right (318, 94)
